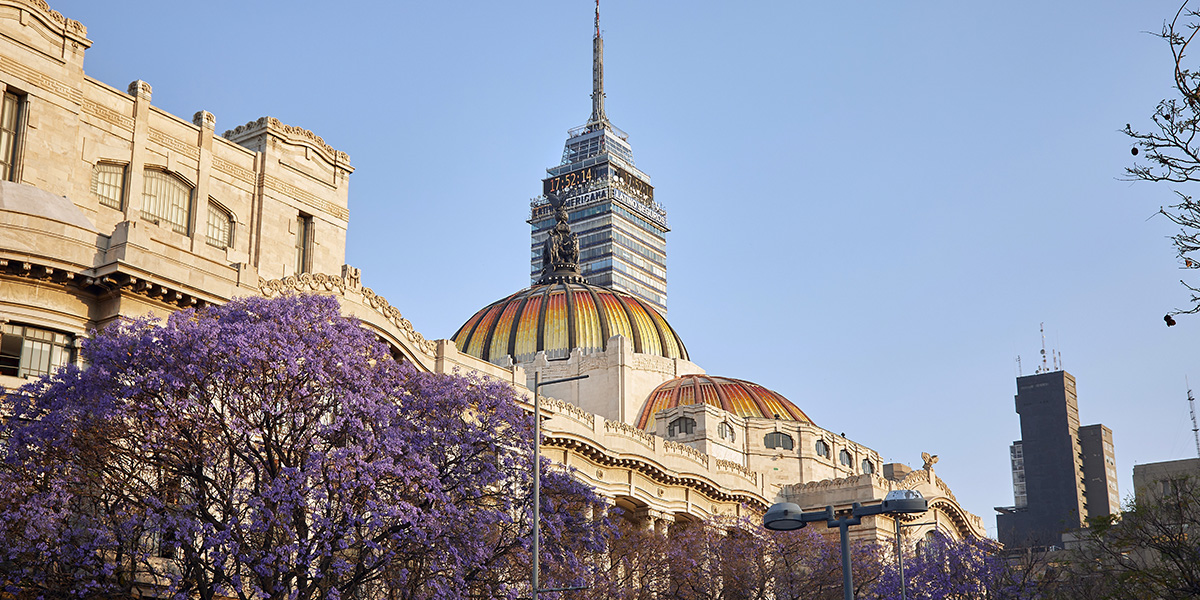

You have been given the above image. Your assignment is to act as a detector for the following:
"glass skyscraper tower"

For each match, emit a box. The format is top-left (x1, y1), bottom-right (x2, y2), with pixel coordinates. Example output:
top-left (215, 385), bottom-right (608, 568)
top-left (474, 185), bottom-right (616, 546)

top-left (529, 3), bottom-right (669, 315)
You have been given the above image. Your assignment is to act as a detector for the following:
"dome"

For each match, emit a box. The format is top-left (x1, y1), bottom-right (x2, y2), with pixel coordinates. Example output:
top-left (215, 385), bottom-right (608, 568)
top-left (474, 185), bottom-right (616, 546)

top-left (637, 374), bottom-right (813, 429)
top-left (452, 279), bottom-right (688, 365)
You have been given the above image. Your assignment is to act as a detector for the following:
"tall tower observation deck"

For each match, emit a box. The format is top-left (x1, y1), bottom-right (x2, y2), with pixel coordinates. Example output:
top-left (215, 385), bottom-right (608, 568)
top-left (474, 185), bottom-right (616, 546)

top-left (529, 1), bottom-right (669, 315)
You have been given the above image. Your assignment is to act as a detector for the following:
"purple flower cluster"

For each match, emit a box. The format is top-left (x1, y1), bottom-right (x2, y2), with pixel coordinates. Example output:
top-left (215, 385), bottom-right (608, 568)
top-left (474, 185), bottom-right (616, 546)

top-left (0, 294), bottom-right (607, 600)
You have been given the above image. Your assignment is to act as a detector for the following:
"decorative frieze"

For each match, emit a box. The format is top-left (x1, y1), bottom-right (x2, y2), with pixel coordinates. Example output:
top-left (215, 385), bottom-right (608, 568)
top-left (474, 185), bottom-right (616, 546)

top-left (11, 0), bottom-right (87, 36)
top-left (0, 53), bottom-right (79, 103)
top-left (663, 439), bottom-right (709, 468)
top-left (603, 418), bottom-right (656, 449)
top-left (211, 156), bottom-right (255, 185)
top-left (542, 395), bottom-right (595, 427)
top-left (148, 127), bottom-right (200, 160)
top-left (80, 97), bottom-right (134, 132)
top-left (263, 173), bottom-right (349, 222)
top-left (257, 271), bottom-right (436, 357)
top-left (715, 458), bottom-right (757, 485)
top-left (222, 116), bottom-right (351, 166)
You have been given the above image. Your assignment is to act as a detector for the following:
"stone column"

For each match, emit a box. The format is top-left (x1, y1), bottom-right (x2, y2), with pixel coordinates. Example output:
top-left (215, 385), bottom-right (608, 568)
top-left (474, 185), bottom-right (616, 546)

top-left (124, 80), bottom-right (151, 221)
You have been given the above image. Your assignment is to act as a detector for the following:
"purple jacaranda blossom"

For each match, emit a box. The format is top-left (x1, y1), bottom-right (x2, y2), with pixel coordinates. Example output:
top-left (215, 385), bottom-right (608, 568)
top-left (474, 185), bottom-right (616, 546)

top-left (0, 294), bottom-right (609, 600)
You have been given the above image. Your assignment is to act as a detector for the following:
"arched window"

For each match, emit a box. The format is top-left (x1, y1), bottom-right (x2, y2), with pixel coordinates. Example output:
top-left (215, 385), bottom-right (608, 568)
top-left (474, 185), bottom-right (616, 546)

top-left (206, 200), bottom-right (234, 248)
top-left (815, 439), bottom-right (830, 458)
top-left (718, 421), bottom-right (736, 442)
top-left (92, 162), bottom-right (126, 209)
top-left (839, 449), bottom-right (853, 466)
top-left (142, 169), bottom-right (192, 234)
top-left (668, 416), bottom-right (696, 437)
top-left (764, 432), bottom-right (793, 450)
top-left (862, 459), bottom-right (875, 474)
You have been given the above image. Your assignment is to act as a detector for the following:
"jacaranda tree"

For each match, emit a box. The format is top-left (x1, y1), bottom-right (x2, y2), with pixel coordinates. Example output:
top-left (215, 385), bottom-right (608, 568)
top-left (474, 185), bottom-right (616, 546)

top-left (0, 294), bottom-right (607, 600)
top-left (871, 533), bottom-right (1016, 600)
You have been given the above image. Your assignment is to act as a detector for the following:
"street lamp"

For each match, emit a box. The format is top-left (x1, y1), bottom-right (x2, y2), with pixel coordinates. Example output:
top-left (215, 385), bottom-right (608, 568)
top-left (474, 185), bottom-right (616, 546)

top-left (531, 370), bottom-right (589, 600)
top-left (763, 490), bottom-right (929, 600)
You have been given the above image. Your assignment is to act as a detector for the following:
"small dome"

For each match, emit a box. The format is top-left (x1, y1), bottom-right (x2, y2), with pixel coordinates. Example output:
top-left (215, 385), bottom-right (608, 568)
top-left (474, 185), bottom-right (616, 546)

top-left (637, 374), bottom-right (813, 429)
top-left (453, 280), bottom-right (688, 365)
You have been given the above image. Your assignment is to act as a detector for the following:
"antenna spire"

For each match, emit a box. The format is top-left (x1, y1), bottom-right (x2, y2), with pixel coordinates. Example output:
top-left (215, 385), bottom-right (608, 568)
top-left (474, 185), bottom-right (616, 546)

top-left (1188, 378), bottom-right (1200, 458)
top-left (590, 0), bottom-right (608, 127)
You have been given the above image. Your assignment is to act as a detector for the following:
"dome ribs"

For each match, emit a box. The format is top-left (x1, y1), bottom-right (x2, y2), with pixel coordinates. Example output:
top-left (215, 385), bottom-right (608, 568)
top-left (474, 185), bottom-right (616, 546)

top-left (457, 298), bottom-right (500, 356)
top-left (506, 291), bottom-right (530, 361)
top-left (613, 293), bottom-right (645, 354)
top-left (739, 380), bottom-right (778, 420)
top-left (535, 283), bottom-right (553, 354)
top-left (638, 375), bottom-right (814, 427)
top-left (456, 283), bottom-right (688, 364)
top-left (486, 296), bottom-right (523, 363)
top-left (583, 284), bottom-right (612, 351)
top-left (641, 297), bottom-right (674, 358)
top-left (563, 282), bottom-right (577, 354)
top-left (708, 375), bottom-right (736, 414)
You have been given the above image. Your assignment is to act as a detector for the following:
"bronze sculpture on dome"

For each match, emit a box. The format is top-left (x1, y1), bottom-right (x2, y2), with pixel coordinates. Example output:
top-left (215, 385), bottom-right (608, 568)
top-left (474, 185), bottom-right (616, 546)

top-left (539, 193), bottom-right (583, 283)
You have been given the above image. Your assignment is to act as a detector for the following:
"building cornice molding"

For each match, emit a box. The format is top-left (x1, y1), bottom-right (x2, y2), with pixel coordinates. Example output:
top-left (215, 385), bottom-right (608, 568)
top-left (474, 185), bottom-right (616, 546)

top-left (0, 257), bottom-right (215, 309)
top-left (223, 117), bottom-right (352, 170)
top-left (544, 434), bottom-right (768, 512)
top-left (257, 270), bottom-right (436, 358)
top-left (0, 0), bottom-right (88, 42)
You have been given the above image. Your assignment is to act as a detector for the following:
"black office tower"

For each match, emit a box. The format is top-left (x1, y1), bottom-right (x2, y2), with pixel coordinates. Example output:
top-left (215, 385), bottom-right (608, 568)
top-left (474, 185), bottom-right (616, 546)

top-left (996, 370), bottom-right (1118, 549)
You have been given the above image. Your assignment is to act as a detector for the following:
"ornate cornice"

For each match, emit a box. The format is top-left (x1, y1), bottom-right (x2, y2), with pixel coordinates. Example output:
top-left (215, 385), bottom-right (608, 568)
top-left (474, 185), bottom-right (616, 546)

top-left (4, 0), bottom-right (87, 38)
top-left (223, 117), bottom-right (352, 167)
top-left (543, 434), bottom-right (768, 512)
top-left (0, 258), bottom-right (211, 310)
top-left (928, 498), bottom-right (985, 538)
top-left (257, 271), bottom-right (436, 357)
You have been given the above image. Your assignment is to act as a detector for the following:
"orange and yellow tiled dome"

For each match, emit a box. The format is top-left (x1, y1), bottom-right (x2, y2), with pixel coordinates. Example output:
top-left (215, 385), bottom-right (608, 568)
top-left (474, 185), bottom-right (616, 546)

top-left (452, 280), bottom-right (688, 365)
top-left (637, 374), bottom-right (813, 429)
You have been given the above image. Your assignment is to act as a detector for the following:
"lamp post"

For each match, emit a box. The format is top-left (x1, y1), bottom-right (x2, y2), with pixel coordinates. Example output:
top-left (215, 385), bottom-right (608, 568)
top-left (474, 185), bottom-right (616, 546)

top-left (531, 370), bottom-right (589, 600)
top-left (763, 490), bottom-right (928, 600)
top-left (894, 516), bottom-right (935, 600)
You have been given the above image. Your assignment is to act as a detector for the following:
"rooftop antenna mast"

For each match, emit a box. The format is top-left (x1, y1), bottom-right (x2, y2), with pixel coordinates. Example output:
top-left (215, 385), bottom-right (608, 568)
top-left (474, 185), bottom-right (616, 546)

top-left (1038, 323), bottom-right (1048, 373)
top-left (589, 0), bottom-right (608, 128)
top-left (1189, 378), bottom-right (1200, 458)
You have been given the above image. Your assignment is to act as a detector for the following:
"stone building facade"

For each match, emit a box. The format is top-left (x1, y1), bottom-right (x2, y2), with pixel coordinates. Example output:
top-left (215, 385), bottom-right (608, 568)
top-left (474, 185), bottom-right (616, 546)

top-left (0, 0), bottom-right (986, 549)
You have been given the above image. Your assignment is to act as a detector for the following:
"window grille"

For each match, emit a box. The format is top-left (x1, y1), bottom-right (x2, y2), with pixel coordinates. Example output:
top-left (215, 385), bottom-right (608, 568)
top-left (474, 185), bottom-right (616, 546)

top-left (668, 416), bottom-right (696, 437)
top-left (295, 214), bottom-right (314, 274)
top-left (92, 163), bottom-right (126, 209)
top-left (765, 432), bottom-right (793, 450)
top-left (0, 91), bottom-right (20, 181)
top-left (142, 170), bottom-right (192, 234)
top-left (206, 200), bottom-right (234, 248)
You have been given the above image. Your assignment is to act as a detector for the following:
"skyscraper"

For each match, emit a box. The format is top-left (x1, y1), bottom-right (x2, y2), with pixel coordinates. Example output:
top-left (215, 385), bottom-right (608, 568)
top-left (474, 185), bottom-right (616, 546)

top-left (528, 2), bottom-right (669, 315)
top-left (996, 370), bottom-right (1119, 549)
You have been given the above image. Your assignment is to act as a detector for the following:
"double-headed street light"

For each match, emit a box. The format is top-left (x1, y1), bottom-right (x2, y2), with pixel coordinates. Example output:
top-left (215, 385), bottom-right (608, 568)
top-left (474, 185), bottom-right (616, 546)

top-left (764, 490), bottom-right (929, 600)
top-left (531, 370), bottom-right (589, 600)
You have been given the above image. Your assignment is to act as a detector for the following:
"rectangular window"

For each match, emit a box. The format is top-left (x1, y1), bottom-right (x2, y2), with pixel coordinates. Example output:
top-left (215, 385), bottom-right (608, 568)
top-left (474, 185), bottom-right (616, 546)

top-left (0, 323), bottom-right (73, 378)
top-left (295, 214), bottom-right (314, 274)
top-left (92, 163), bottom-right (126, 209)
top-left (0, 91), bottom-right (21, 181)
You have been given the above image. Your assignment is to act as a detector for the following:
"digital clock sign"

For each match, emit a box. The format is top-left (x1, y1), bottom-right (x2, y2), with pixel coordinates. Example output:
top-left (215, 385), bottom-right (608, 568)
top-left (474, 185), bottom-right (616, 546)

top-left (543, 166), bottom-right (596, 195)
top-left (610, 165), bottom-right (653, 200)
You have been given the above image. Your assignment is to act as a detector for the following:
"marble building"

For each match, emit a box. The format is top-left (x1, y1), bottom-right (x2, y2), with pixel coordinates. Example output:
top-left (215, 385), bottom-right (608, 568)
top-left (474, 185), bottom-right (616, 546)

top-left (0, 0), bottom-right (985, 549)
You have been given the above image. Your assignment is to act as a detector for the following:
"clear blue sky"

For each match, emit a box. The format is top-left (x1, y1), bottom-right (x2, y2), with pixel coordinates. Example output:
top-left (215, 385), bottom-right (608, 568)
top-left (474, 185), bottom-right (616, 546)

top-left (52, 0), bottom-right (1198, 535)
